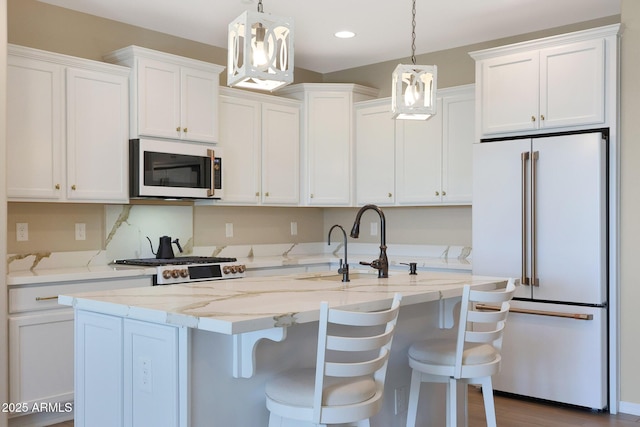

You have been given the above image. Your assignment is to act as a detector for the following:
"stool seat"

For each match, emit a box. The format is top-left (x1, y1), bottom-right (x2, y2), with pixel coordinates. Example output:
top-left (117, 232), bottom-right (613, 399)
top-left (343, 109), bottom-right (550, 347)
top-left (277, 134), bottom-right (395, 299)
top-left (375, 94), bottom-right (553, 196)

top-left (405, 279), bottom-right (516, 427)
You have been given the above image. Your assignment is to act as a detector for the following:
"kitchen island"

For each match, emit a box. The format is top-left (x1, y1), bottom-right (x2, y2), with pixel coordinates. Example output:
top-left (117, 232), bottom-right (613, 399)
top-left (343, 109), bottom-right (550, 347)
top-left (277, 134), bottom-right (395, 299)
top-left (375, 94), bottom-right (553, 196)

top-left (59, 270), bottom-right (509, 427)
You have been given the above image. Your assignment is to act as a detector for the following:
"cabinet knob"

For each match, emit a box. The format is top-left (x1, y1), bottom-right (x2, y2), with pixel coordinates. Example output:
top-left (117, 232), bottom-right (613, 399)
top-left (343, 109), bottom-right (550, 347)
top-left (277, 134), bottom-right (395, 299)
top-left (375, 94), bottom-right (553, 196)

top-left (531, 116), bottom-right (536, 122)
top-left (255, 192), bottom-right (260, 197)
top-left (388, 192), bottom-right (392, 198)
top-left (442, 190), bottom-right (447, 196)
top-left (540, 115), bottom-right (545, 121)
top-left (435, 191), bottom-right (439, 196)
top-left (265, 192), bottom-right (270, 197)
top-left (176, 126), bottom-right (181, 132)
top-left (55, 184), bottom-right (60, 190)
top-left (310, 194), bottom-right (314, 198)
top-left (71, 185), bottom-right (76, 191)
top-left (183, 127), bottom-right (188, 133)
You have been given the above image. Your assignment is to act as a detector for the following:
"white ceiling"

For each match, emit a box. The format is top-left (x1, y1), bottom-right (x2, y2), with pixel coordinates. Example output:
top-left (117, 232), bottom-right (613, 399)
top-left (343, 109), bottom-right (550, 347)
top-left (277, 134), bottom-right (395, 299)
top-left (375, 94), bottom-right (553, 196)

top-left (38, 0), bottom-right (620, 74)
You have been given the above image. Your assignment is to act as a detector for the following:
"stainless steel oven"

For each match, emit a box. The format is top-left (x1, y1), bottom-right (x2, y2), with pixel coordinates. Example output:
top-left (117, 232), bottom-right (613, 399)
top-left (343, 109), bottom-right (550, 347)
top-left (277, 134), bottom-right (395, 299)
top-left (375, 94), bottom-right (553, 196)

top-left (130, 138), bottom-right (223, 199)
top-left (113, 256), bottom-right (245, 285)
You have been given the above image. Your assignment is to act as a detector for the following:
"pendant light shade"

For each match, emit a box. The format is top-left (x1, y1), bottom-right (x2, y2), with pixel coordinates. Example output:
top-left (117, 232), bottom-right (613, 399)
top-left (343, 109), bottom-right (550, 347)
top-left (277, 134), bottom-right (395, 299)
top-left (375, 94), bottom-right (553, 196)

top-left (392, 0), bottom-right (437, 120)
top-left (228, 1), bottom-right (294, 92)
top-left (392, 64), bottom-right (437, 120)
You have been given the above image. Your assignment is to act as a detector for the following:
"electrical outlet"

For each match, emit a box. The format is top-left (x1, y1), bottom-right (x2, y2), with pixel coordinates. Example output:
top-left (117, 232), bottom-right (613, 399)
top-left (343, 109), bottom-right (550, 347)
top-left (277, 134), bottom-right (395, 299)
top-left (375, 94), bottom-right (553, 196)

top-left (75, 223), bottom-right (86, 241)
top-left (370, 222), bottom-right (378, 236)
top-left (16, 223), bottom-right (28, 241)
top-left (225, 223), bottom-right (234, 238)
top-left (290, 221), bottom-right (298, 236)
top-left (140, 357), bottom-right (152, 393)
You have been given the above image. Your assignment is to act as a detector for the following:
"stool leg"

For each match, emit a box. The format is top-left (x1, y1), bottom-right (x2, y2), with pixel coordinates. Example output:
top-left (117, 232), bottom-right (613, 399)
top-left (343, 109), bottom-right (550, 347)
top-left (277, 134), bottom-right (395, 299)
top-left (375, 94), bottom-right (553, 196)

top-left (480, 377), bottom-right (497, 427)
top-left (447, 378), bottom-right (457, 427)
top-left (406, 369), bottom-right (422, 427)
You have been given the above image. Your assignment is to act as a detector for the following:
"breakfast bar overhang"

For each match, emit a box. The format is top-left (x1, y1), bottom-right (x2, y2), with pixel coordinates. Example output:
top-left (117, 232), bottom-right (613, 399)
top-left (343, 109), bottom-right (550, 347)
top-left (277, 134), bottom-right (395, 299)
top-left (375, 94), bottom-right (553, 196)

top-left (59, 270), bottom-right (510, 427)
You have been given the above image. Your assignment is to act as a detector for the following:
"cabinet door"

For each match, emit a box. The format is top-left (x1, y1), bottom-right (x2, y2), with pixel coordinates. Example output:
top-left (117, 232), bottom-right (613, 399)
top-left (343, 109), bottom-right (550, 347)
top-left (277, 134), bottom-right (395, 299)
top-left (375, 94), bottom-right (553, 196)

top-left (396, 99), bottom-right (443, 205)
top-left (441, 91), bottom-right (474, 203)
top-left (9, 311), bottom-right (74, 409)
top-left (479, 51), bottom-right (539, 135)
top-left (306, 91), bottom-right (352, 205)
top-left (355, 102), bottom-right (395, 205)
top-left (181, 66), bottom-right (219, 143)
top-left (136, 58), bottom-right (181, 139)
top-left (75, 311), bottom-right (124, 427)
top-left (7, 56), bottom-right (64, 200)
top-left (539, 39), bottom-right (605, 130)
top-left (218, 96), bottom-right (261, 204)
top-left (66, 68), bottom-right (129, 202)
top-left (261, 102), bottom-right (300, 205)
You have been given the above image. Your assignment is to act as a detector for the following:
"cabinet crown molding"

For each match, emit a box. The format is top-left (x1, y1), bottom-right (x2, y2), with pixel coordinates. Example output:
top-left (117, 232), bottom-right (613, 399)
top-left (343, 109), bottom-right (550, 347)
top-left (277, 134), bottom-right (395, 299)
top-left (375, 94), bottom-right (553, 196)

top-left (103, 45), bottom-right (225, 74)
top-left (469, 23), bottom-right (621, 60)
top-left (8, 44), bottom-right (129, 76)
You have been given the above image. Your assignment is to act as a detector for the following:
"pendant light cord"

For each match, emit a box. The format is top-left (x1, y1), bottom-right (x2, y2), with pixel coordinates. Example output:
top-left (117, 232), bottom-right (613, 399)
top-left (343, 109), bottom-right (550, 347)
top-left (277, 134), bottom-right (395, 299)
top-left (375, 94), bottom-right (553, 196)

top-left (411, 0), bottom-right (417, 65)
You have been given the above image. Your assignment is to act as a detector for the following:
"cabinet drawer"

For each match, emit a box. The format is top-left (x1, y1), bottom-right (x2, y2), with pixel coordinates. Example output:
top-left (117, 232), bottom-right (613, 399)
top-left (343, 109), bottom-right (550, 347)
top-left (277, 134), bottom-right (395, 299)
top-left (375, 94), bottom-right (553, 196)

top-left (9, 277), bottom-right (151, 313)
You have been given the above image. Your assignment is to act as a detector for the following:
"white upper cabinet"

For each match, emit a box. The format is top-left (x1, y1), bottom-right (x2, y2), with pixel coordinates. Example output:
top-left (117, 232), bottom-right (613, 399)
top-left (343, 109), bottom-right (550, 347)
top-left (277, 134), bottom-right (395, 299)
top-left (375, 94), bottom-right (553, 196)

top-left (7, 45), bottom-right (129, 203)
top-left (104, 46), bottom-right (224, 143)
top-left (354, 85), bottom-right (474, 207)
top-left (471, 25), bottom-right (619, 138)
top-left (278, 84), bottom-right (378, 206)
top-left (217, 88), bottom-right (300, 206)
top-left (354, 100), bottom-right (396, 205)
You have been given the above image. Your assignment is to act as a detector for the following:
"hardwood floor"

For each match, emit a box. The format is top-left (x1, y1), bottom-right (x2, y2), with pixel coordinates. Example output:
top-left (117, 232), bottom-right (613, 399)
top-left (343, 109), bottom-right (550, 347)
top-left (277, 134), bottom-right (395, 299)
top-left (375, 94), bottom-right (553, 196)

top-left (468, 387), bottom-right (640, 426)
top-left (48, 388), bottom-right (640, 426)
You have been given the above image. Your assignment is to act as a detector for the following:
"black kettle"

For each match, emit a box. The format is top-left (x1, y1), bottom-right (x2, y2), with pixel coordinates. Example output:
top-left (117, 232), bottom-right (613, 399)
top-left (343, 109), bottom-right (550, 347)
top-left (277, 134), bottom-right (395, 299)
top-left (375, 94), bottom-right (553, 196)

top-left (147, 236), bottom-right (183, 259)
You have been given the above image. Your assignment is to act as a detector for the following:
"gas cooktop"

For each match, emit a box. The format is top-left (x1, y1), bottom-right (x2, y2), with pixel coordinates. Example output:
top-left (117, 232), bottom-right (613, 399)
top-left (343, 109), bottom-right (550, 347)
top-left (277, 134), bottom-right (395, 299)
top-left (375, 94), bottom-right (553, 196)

top-left (113, 256), bottom-right (237, 267)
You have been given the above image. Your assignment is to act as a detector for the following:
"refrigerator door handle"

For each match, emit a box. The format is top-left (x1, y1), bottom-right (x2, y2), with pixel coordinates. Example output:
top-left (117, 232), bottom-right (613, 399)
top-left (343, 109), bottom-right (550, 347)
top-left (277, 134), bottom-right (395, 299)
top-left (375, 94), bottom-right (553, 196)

top-left (521, 151), bottom-right (530, 286)
top-left (475, 304), bottom-right (594, 320)
top-left (531, 150), bottom-right (539, 286)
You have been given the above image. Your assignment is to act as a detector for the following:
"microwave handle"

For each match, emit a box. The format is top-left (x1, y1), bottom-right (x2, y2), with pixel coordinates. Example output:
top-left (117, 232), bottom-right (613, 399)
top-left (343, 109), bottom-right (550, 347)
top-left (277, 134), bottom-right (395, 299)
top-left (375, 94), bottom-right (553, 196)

top-left (207, 149), bottom-right (215, 197)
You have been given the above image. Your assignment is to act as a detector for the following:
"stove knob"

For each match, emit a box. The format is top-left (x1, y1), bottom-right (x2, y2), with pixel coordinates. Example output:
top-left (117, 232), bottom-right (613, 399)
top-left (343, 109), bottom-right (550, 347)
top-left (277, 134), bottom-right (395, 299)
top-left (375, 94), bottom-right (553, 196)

top-left (162, 270), bottom-right (172, 280)
top-left (171, 269), bottom-right (180, 278)
top-left (238, 265), bottom-right (246, 273)
top-left (230, 265), bottom-right (238, 274)
top-left (179, 269), bottom-right (189, 278)
top-left (223, 266), bottom-right (231, 274)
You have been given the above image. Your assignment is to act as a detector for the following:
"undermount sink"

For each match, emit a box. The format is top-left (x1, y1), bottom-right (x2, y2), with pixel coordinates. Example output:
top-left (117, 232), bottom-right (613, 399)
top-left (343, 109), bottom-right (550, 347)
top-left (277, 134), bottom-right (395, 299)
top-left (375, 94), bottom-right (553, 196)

top-left (295, 271), bottom-right (385, 282)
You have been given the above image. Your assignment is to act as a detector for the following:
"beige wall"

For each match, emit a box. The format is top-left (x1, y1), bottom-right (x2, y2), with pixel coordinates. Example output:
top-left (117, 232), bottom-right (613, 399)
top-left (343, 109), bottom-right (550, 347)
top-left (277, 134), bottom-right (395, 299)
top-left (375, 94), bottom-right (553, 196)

top-left (620, 0), bottom-right (640, 408)
top-left (325, 16), bottom-right (621, 95)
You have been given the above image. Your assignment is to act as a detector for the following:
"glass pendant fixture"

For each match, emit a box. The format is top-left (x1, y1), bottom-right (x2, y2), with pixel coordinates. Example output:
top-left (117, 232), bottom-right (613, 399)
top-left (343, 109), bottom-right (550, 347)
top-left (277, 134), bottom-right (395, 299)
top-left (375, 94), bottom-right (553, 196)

top-left (228, 0), bottom-right (294, 91)
top-left (391, 0), bottom-right (437, 120)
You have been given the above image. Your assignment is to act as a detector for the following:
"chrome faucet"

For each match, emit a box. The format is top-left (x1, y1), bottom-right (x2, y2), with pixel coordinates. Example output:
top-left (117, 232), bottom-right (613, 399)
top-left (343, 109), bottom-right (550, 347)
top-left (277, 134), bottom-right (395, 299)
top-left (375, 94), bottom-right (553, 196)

top-left (350, 204), bottom-right (388, 278)
top-left (328, 224), bottom-right (350, 282)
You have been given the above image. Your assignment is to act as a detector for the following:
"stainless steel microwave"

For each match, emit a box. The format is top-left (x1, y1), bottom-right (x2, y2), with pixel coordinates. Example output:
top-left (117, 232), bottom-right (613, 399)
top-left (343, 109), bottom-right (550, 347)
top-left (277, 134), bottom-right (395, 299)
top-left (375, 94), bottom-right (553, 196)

top-left (130, 138), bottom-right (223, 199)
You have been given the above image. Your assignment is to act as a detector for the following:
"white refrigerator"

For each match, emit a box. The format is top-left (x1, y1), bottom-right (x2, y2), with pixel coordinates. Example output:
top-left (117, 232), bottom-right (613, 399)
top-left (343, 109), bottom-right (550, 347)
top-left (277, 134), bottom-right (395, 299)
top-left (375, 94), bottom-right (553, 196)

top-left (472, 130), bottom-right (608, 410)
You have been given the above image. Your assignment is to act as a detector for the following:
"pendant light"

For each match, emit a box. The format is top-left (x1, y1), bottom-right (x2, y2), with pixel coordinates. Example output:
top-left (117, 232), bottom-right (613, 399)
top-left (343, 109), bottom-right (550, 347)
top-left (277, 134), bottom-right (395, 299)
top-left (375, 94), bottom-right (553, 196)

top-left (228, 0), bottom-right (294, 91)
top-left (391, 0), bottom-right (437, 120)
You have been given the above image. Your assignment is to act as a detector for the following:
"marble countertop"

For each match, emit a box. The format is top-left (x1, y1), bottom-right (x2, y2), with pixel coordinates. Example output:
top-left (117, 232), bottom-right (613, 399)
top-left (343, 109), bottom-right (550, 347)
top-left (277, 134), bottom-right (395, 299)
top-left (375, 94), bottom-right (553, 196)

top-left (58, 270), bottom-right (506, 335)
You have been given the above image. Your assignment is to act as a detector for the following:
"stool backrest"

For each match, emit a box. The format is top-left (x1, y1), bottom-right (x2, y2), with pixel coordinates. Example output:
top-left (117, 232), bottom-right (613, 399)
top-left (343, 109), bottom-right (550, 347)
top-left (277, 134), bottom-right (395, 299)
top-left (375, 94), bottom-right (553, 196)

top-left (313, 293), bottom-right (402, 423)
top-left (454, 279), bottom-right (516, 378)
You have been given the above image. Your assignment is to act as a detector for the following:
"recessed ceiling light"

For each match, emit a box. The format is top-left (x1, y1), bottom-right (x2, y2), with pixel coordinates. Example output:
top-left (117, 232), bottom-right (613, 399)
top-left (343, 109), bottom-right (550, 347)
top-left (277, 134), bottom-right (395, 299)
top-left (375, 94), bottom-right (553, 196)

top-left (334, 30), bottom-right (356, 39)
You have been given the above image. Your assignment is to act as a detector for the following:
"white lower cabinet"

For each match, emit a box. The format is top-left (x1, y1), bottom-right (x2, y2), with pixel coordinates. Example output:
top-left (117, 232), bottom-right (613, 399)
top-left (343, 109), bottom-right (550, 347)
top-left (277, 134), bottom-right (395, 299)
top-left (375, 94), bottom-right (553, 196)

top-left (74, 311), bottom-right (184, 427)
top-left (218, 88), bottom-right (300, 206)
top-left (355, 85), bottom-right (474, 206)
top-left (8, 277), bottom-right (151, 424)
